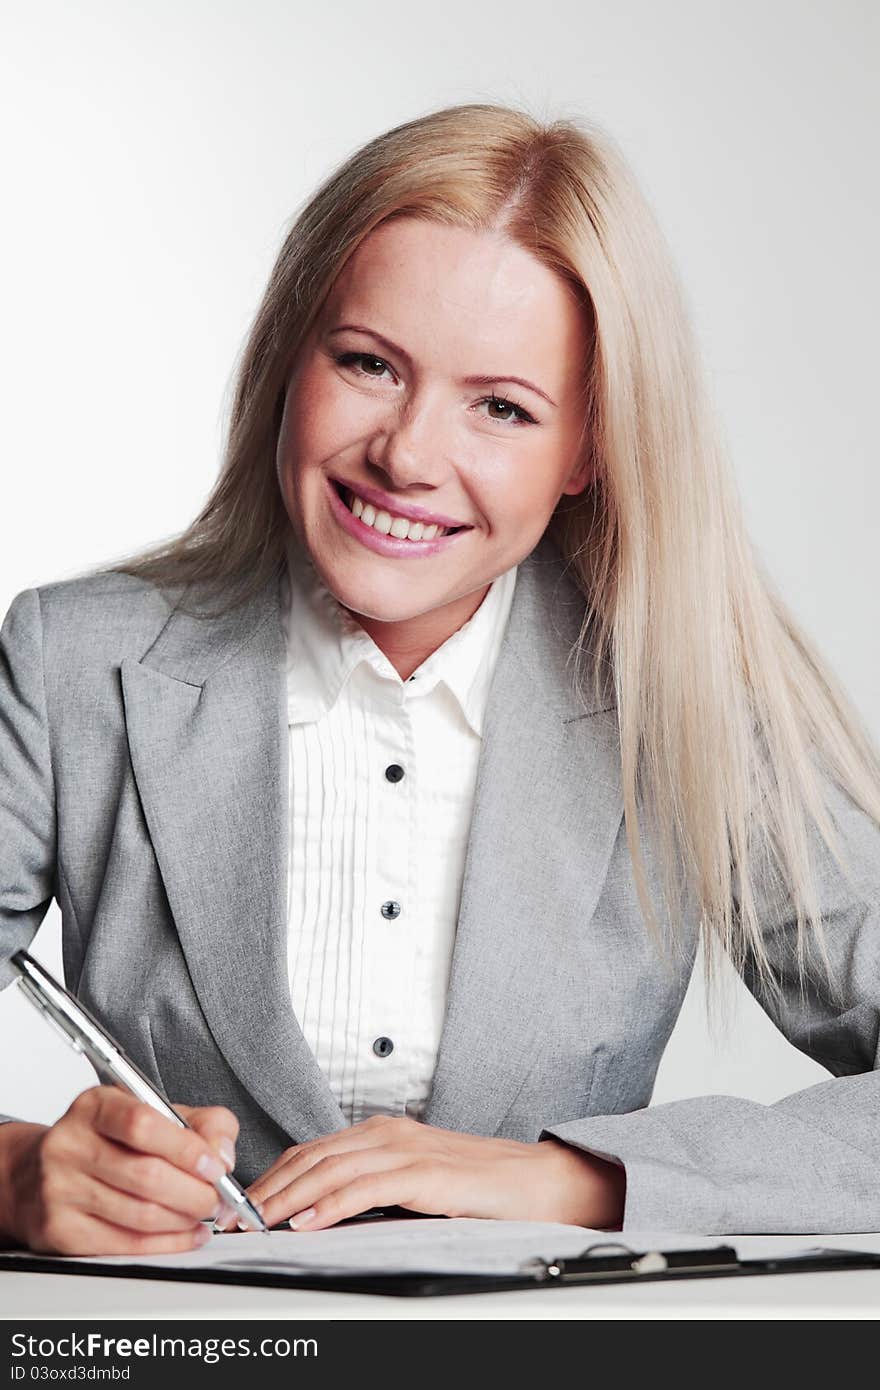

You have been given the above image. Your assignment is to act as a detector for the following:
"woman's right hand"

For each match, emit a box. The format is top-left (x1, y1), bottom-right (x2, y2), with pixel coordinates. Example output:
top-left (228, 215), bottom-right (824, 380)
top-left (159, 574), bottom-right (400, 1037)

top-left (0, 1084), bottom-right (241, 1255)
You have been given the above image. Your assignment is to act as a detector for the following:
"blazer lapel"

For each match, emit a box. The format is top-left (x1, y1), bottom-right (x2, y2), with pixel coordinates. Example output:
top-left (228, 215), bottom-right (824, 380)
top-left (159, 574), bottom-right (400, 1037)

top-left (121, 571), bottom-right (347, 1144)
top-left (421, 536), bottom-right (623, 1136)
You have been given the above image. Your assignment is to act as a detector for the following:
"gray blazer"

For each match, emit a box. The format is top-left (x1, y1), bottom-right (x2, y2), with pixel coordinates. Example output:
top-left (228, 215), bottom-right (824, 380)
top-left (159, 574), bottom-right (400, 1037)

top-left (2, 534), bottom-right (879, 1233)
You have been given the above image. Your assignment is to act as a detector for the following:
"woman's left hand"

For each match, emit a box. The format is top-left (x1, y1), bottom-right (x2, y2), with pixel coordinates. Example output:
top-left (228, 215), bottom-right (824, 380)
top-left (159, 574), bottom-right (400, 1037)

top-left (220, 1116), bottom-right (625, 1232)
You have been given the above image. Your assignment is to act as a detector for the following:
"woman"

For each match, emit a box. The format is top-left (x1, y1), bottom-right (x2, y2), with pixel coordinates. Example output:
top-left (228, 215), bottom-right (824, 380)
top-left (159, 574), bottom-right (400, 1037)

top-left (1, 103), bottom-right (879, 1256)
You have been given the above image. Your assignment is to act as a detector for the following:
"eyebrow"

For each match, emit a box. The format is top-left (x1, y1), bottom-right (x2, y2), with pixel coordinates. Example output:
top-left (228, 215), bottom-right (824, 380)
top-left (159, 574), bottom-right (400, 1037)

top-left (326, 323), bottom-right (558, 408)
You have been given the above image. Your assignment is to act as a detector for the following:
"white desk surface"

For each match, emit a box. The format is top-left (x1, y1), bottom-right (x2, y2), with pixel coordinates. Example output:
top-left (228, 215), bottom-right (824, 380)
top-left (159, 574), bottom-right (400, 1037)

top-left (2, 1234), bottom-right (879, 1320)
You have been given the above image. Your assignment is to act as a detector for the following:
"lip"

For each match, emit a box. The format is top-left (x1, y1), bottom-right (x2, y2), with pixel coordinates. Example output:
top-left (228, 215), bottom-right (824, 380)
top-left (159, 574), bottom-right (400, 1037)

top-left (326, 475), bottom-right (472, 558)
top-left (330, 476), bottom-right (471, 530)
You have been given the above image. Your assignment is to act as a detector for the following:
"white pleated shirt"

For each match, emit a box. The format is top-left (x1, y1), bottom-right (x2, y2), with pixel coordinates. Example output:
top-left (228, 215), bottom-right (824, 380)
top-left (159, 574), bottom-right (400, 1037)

top-left (278, 536), bottom-right (518, 1124)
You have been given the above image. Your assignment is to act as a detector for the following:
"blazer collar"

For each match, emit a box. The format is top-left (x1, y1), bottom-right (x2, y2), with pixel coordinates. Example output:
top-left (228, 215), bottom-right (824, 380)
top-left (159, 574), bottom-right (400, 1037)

top-left (120, 534), bottom-right (621, 1142)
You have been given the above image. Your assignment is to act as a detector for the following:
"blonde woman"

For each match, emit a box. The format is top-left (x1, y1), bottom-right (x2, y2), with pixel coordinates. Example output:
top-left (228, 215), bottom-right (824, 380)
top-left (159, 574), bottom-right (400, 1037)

top-left (1, 103), bottom-right (879, 1256)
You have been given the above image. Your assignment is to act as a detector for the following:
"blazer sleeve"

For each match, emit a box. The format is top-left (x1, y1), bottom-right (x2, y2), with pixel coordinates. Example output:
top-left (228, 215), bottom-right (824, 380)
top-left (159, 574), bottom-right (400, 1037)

top-left (0, 587), bottom-right (58, 1125)
top-left (541, 763), bottom-right (880, 1233)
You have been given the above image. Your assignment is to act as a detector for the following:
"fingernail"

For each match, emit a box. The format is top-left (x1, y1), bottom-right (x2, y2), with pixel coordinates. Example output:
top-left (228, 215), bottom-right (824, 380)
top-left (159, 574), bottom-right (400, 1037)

top-left (213, 1203), bottom-right (237, 1232)
top-left (194, 1225), bottom-right (212, 1246)
top-left (218, 1139), bottom-right (236, 1170)
top-left (197, 1153), bottom-right (225, 1183)
top-left (289, 1207), bottom-right (316, 1229)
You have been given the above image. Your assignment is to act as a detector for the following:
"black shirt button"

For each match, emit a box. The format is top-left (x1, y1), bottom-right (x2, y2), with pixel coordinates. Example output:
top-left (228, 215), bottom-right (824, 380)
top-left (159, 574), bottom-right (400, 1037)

top-left (385, 764), bottom-right (405, 783)
top-left (373, 1036), bottom-right (394, 1058)
top-left (381, 900), bottom-right (401, 920)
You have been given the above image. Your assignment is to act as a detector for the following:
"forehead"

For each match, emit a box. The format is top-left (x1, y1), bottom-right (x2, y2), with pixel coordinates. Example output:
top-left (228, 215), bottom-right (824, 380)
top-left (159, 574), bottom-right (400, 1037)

top-left (321, 218), bottom-right (589, 382)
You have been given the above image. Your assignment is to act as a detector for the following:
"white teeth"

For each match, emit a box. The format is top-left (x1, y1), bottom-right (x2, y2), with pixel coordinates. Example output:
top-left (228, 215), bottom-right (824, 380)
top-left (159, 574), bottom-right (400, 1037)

top-left (347, 489), bottom-right (449, 541)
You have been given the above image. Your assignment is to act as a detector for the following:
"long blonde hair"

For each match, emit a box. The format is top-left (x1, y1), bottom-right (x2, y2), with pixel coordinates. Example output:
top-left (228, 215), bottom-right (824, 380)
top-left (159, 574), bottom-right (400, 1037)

top-left (86, 101), bottom-right (880, 1015)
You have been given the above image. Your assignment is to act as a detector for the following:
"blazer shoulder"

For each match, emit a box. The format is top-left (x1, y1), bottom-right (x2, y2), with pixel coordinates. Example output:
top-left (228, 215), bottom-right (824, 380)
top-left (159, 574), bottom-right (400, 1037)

top-left (30, 570), bottom-right (175, 666)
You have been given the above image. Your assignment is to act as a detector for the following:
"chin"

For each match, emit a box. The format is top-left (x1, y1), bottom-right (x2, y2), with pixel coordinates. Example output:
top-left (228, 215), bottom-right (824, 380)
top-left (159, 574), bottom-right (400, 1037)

top-left (300, 530), bottom-right (460, 623)
top-left (333, 589), bottom-right (431, 625)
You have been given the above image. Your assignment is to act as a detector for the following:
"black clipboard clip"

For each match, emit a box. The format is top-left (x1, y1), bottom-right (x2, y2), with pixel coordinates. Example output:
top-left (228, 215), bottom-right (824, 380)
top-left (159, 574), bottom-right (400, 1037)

top-left (519, 1240), bottom-right (740, 1283)
top-left (517, 1238), bottom-right (880, 1289)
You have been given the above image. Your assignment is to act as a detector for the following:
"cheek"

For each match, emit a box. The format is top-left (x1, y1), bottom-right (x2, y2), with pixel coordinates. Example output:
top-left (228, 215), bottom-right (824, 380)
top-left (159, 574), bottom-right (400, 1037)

top-left (476, 448), bottom-right (578, 553)
top-left (281, 363), bottom-right (334, 443)
top-left (499, 448), bottom-right (569, 517)
top-left (287, 383), bottom-right (333, 458)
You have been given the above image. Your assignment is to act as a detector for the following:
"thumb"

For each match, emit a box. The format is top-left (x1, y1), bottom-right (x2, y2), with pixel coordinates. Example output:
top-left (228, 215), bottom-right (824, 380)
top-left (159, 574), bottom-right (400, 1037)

top-left (175, 1103), bottom-right (239, 1172)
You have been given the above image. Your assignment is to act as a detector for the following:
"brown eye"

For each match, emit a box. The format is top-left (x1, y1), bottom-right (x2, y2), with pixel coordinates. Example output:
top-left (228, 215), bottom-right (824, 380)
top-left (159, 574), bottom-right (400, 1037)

top-left (481, 393), bottom-right (535, 426)
top-left (335, 352), bottom-right (389, 378)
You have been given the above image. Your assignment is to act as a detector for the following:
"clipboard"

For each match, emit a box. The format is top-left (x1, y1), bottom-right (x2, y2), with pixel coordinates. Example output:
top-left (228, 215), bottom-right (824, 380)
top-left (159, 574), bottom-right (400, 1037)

top-left (2, 1240), bottom-right (879, 1298)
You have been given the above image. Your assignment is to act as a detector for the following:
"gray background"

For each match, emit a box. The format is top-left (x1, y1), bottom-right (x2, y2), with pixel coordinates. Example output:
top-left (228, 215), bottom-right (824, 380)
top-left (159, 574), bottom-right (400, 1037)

top-left (1, 0), bottom-right (876, 1124)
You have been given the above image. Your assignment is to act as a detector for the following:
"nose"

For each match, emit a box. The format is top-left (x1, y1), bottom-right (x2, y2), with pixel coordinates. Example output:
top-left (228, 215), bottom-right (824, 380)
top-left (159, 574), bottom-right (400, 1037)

top-left (366, 388), bottom-right (452, 491)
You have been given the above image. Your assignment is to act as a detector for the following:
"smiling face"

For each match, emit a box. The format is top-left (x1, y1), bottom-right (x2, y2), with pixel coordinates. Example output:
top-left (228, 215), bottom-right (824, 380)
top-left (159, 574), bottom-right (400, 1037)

top-left (275, 216), bottom-right (593, 662)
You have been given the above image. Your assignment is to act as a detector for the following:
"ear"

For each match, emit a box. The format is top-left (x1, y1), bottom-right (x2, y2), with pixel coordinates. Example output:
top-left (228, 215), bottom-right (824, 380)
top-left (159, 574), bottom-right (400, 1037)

top-left (559, 453), bottom-right (595, 496)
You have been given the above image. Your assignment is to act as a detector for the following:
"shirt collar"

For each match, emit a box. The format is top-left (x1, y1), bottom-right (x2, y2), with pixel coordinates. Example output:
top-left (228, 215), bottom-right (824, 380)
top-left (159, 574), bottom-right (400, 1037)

top-left (279, 532), bottom-right (517, 737)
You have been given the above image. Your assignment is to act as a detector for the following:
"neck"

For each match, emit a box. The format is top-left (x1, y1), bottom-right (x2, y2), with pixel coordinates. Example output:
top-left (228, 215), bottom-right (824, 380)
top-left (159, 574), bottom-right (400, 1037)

top-left (343, 584), bottom-right (491, 681)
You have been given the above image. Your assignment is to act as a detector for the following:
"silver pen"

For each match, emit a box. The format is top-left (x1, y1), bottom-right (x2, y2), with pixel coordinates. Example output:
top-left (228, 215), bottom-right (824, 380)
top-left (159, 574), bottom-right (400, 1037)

top-left (10, 949), bottom-right (268, 1234)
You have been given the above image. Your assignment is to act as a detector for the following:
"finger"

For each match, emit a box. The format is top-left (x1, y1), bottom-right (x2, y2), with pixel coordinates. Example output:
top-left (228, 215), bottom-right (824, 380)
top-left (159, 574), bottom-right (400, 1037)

top-left (288, 1171), bottom-right (428, 1232)
top-left (253, 1116), bottom-right (403, 1184)
top-left (244, 1148), bottom-right (325, 1209)
top-left (86, 1088), bottom-right (231, 1189)
top-left (247, 1121), bottom-right (404, 1208)
top-left (31, 1208), bottom-right (212, 1258)
top-left (237, 1149), bottom-right (342, 1226)
top-left (89, 1134), bottom-right (223, 1222)
top-left (255, 1149), bottom-right (417, 1231)
top-left (176, 1104), bottom-right (239, 1171)
top-left (70, 1170), bottom-right (211, 1235)
top-left (245, 1143), bottom-right (301, 1190)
